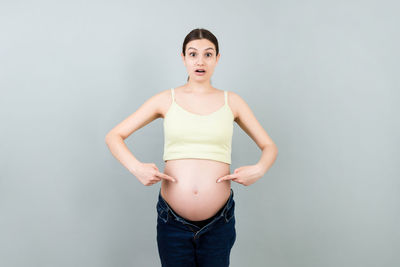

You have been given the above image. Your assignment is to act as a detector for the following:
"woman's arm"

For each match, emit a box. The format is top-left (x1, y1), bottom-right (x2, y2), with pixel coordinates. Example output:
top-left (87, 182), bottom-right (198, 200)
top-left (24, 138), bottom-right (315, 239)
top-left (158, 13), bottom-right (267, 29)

top-left (231, 91), bottom-right (278, 174)
top-left (105, 90), bottom-right (165, 174)
top-left (105, 134), bottom-right (142, 174)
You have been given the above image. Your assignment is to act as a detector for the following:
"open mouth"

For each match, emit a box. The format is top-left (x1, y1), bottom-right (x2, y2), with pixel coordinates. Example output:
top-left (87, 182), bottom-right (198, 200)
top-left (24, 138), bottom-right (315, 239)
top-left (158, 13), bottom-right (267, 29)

top-left (194, 69), bottom-right (206, 76)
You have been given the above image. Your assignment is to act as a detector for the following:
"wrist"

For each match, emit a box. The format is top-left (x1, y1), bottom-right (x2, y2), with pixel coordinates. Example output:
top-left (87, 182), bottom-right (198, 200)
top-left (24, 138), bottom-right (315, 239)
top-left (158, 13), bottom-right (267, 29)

top-left (255, 163), bottom-right (265, 175)
top-left (129, 161), bottom-right (142, 174)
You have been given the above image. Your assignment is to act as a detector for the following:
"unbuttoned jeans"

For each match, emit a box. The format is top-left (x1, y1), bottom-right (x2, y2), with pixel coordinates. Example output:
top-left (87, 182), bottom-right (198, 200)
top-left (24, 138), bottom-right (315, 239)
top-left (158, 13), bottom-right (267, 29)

top-left (156, 188), bottom-right (236, 267)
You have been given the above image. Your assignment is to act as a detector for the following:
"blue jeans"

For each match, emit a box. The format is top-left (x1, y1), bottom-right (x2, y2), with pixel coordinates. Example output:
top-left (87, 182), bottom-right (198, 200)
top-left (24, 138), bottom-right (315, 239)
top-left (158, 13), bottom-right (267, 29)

top-left (156, 188), bottom-right (236, 267)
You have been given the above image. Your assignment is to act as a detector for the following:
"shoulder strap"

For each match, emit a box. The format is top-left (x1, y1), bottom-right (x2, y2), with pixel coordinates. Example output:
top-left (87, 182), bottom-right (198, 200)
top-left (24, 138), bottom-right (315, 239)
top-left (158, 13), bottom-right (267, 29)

top-left (224, 91), bottom-right (228, 105)
top-left (171, 88), bottom-right (175, 102)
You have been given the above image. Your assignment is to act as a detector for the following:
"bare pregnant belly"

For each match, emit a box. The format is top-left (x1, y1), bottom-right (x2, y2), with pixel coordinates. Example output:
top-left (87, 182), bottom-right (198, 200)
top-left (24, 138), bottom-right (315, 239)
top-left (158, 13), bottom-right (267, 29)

top-left (161, 159), bottom-right (232, 221)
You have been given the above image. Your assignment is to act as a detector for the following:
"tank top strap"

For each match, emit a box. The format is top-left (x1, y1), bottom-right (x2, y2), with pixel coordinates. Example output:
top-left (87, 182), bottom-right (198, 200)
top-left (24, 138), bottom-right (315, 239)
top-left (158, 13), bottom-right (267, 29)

top-left (171, 88), bottom-right (175, 102)
top-left (224, 90), bottom-right (228, 105)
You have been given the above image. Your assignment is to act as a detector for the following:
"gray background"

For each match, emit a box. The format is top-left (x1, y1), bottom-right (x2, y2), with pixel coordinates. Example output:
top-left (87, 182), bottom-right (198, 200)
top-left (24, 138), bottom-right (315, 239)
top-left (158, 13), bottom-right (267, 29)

top-left (1, 0), bottom-right (399, 266)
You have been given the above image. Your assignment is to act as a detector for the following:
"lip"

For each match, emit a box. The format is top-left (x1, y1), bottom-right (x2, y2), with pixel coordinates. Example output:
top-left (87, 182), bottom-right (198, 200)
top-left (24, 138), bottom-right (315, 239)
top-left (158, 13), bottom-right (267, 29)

top-left (194, 69), bottom-right (206, 76)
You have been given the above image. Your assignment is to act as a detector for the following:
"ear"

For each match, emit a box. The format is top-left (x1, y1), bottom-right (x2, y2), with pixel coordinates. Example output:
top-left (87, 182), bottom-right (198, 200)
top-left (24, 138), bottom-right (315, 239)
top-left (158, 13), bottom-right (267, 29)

top-left (181, 52), bottom-right (185, 63)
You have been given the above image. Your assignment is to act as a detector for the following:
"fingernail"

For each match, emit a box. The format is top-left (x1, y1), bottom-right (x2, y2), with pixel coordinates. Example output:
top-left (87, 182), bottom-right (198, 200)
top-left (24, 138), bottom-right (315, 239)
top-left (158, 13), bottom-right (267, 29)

top-left (217, 179), bottom-right (221, 183)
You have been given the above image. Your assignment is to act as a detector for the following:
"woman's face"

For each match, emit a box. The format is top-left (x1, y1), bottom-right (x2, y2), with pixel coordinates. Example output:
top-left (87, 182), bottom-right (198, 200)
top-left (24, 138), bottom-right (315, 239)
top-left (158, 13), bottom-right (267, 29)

top-left (182, 39), bottom-right (220, 82)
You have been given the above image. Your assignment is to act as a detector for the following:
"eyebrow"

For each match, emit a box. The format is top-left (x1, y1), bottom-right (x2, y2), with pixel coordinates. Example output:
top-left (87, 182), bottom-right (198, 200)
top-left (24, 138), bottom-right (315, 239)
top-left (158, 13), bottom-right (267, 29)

top-left (187, 47), bottom-right (215, 51)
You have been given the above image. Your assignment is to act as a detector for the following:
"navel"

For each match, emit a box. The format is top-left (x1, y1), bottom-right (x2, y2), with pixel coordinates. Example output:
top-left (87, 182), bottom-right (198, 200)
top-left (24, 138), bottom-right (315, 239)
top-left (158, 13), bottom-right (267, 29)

top-left (192, 187), bottom-right (198, 195)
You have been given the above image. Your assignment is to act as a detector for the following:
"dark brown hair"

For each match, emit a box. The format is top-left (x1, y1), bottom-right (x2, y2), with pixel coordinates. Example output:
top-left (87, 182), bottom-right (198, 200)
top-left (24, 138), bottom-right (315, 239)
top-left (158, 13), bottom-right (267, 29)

top-left (182, 28), bottom-right (219, 82)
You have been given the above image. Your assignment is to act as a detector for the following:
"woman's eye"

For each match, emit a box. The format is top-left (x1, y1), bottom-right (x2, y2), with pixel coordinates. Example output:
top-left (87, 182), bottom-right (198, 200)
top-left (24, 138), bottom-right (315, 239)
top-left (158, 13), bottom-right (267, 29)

top-left (189, 52), bottom-right (212, 57)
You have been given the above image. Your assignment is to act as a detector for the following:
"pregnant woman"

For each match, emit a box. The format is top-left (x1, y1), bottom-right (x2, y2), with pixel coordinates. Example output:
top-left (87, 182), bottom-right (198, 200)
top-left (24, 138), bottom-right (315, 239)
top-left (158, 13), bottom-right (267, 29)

top-left (105, 28), bottom-right (278, 266)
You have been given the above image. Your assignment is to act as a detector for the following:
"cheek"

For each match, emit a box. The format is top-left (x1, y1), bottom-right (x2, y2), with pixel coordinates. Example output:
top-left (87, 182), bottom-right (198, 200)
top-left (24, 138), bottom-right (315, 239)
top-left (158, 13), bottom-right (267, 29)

top-left (186, 62), bottom-right (195, 68)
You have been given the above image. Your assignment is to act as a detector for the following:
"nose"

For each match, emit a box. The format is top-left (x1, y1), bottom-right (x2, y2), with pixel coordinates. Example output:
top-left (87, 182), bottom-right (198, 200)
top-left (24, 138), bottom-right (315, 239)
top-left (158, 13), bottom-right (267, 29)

top-left (196, 55), bottom-right (206, 65)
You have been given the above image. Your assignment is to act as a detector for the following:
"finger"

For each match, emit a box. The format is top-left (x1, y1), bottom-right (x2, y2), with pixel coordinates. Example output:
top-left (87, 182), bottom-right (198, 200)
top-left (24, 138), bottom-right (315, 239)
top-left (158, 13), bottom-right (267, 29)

top-left (156, 172), bottom-right (176, 182)
top-left (217, 173), bottom-right (239, 183)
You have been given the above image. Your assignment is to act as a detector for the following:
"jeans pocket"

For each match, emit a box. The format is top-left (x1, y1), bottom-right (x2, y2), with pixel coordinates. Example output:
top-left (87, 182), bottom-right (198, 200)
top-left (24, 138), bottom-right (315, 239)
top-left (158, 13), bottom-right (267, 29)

top-left (156, 201), bottom-right (169, 223)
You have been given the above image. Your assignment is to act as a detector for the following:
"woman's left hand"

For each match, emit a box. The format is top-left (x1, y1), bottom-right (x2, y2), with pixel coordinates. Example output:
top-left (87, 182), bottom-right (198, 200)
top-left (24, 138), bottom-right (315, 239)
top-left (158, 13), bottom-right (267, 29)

top-left (216, 164), bottom-right (264, 186)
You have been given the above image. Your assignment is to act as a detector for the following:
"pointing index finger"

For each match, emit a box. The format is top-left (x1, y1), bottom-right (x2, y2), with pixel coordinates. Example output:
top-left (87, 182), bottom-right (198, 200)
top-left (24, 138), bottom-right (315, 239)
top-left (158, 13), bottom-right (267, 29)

top-left (158, 172), bottom-right (176, 182)
top-left (217, 175), bottom-right (227, 183)
top-left (217, 173), bottom-right (238, 183)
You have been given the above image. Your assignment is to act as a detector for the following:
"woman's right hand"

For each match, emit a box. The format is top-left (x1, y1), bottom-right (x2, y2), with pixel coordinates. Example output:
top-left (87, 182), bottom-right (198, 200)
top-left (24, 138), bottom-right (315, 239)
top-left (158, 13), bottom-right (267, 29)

top-left (133, 162), bottom-right (176, 186)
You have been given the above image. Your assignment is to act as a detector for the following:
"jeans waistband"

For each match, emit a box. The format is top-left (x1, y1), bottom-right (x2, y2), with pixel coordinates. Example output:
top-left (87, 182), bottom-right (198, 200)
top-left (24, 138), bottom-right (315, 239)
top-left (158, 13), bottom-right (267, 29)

top-left (158, 188), bottom-right (234, 222)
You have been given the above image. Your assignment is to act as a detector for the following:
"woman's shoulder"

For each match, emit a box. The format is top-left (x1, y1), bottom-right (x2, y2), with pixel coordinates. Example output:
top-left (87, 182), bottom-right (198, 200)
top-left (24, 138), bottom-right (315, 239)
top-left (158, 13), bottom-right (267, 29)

top-left (152, 88), bottom-right (175, 118)
top-left (227, 91), bottom-right (255, 123)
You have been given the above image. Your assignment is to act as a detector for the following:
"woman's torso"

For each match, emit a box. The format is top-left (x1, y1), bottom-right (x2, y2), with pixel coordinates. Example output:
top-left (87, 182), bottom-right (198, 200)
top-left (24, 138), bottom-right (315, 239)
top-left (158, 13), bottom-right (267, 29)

top-left (160, 86), bottom-right (237, 221)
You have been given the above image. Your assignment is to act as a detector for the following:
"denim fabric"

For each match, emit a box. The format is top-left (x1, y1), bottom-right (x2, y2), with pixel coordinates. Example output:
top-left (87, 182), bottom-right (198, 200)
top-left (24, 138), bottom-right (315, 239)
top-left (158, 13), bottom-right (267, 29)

top-left (156, 188), bottom-right (236, 267)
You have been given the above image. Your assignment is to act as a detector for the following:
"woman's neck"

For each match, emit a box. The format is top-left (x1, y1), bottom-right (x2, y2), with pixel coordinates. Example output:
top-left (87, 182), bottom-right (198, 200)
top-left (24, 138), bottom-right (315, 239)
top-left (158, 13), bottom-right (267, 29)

top-left (184, 81), bottom-right (214, 94)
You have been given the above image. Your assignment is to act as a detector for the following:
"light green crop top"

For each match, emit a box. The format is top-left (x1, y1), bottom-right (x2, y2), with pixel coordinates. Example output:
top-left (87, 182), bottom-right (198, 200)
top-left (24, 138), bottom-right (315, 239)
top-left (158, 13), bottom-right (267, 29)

top-left (163, 88), bottom-right (234, 164)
